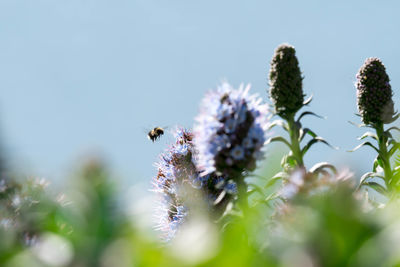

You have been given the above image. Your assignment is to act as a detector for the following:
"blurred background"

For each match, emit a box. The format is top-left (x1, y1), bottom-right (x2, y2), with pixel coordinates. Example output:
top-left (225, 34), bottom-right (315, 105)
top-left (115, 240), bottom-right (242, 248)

top-left (0, 0), bottom-right (399, 187)
top-left (2, 1), bottom-right (400, 266)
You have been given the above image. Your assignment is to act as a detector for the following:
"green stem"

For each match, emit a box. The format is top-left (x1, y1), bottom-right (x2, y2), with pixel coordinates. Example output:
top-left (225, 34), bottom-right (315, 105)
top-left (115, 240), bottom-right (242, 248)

top-left (375, 123), bottom-right (393, 191)
top-left (287, 114), bottom-right (304, 168)
top-left (236, 177), bottom-right (248, 213)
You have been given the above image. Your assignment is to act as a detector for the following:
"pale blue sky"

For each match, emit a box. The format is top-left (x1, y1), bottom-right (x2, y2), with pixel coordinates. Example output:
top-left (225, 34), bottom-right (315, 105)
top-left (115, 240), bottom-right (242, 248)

top-left (0, 0), bottom-right (399, 185)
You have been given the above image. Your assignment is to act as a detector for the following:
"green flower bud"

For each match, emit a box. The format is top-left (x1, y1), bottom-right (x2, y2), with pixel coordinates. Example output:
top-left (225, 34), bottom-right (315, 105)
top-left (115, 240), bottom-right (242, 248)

top-left (356, 58), bottom-right (395, 125)
top-left (268, 44), bottom-right (304, 119)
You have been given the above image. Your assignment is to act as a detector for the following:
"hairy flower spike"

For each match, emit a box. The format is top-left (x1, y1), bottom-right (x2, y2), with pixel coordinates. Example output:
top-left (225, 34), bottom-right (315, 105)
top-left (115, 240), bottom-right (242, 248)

top-left (269, 44), bottom-right (304, 118)
top-left (153, 128), bottom-right (230, 240)
top-left (152, 128), bottom-right (197, 240)
top-left (356, 58), bottom-right (395, 125)
top-left (194, 83), bottom-right (270, 179)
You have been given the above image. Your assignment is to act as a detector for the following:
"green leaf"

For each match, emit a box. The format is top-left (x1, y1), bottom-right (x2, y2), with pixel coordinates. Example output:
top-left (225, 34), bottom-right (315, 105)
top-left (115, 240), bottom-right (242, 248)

top-left (247, 183), bottom-right (264, 196)
top-left (359, 172), bottom-right (384, 187)
top-left (309, 162), bottom-right (337, 175)
top-left (348, 121), bottom-right (364, 128)
top-left (317, 169), bottom-right (330, 177)
top-left (383, 131), bottom-right (393, 139)
top-left (348, 121), bottom-right (373, 128)
top-left (357, 131), bottom-right (377, 141)
top-left (395, 154), bottom-right (400, 164)
top-left (373, 156), bottom-right (384, 172)
top-left (246, 189), bottom-right (257, 197)
top-left (302, 137), bottom-right (338, 156)
top-left (299, 128), bottom-right (318, 142)
top-left (264, 191), bottom-right (281, 203)
top-left (245, 173), bottom-right (267, 180)
top-left (281, 154), bottom-right (298, 168)
top-left (393, 166), bottom-right (400, 176)
top-left (297, 111), bottom-right (325, 123)
top-left (373, 157), bottom-right (379, 172)
top-left (271, 171), bottom-right (290, 180)
top-left (387, 139), bottom-right (398, 146)
top-left (389, 142), bottom-right (400, 157)
top-left (303, 94), bottom-right (313, 105)
top-left (218, 207), bottom-right (242, 223)
top-left (264, 172), bottom-right (287, 189)
top-left (387, 126), bottom-right (400, 133)
top-left (348, 142), bottom-right (379, 153)
top-left (361, 181), bottom-right (387, 195)
top-left (266, 136), bottom-right (292, 149)
top-left (268, 120), bottom-right (289, 131)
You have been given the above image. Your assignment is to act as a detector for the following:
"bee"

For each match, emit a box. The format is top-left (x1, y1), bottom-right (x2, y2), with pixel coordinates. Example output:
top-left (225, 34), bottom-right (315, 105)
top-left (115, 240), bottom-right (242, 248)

top-left (147, 127), bottom-right (165, 142)
top-left (220, 93), bottom-right (229, 103)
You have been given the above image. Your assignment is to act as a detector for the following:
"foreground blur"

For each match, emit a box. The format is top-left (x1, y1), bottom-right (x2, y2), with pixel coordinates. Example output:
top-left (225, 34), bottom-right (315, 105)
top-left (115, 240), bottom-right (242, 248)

top-left (0, 156), bottom-right (399, 267)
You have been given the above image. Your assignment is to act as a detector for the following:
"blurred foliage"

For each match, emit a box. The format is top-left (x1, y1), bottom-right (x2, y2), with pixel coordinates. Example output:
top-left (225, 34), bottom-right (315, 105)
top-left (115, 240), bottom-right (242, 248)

top-left (2, 156), bottom-right (400, 267)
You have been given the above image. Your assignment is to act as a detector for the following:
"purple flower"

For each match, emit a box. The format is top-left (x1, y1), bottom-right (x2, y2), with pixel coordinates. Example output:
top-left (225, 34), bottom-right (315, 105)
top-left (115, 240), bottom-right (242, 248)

top-left (152, 127), bottom-right (230, 240)
top-left (194, 82), bottom-right (270, 178)
top-left (231, 145), bottom-right (245, 160)
top-left (152, 128), bottom-right (198, 240)
top-left (224, 180), bottom-right (238, 194)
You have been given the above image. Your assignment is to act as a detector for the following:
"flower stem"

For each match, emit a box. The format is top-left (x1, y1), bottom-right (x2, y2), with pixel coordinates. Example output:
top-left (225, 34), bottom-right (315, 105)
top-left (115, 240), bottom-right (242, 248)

top-left (375, 123), bottom-right (393, 191)
top-left (236, 177), bottom-right (249, 213)
top-left (287, 114), bottom-right (304, 168)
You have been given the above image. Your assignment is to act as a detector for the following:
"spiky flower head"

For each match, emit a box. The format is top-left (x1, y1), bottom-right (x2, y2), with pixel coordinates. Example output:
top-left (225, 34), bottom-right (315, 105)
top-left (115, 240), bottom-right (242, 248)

top-left (269, 44), bottom-right (304, 118)
top-left (194, 83), bottom-right (270, 180)
top-left (152, 128), bottom-right (231, 240)
top-left (356, 58), bottom-right (395, 125)
top-left (152, 128), bottom-right (197, 240)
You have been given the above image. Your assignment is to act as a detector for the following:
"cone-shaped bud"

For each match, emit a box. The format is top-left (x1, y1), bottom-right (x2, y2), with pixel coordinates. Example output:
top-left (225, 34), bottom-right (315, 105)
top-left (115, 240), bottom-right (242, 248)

top-left (269, 44), bottom-right (304, 118)
top-left (356, 58), bottom-right (395, 125)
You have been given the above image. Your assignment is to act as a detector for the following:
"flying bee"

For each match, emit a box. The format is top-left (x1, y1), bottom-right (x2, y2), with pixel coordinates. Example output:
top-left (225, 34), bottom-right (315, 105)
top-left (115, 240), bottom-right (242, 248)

top-left (220, 93), bottom-right (229, 103)
top-left (147, 127), bottom-right (165, 142)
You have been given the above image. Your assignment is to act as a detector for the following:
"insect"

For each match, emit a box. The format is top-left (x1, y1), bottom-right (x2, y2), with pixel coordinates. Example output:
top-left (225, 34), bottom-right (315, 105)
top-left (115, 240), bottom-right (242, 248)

top-left (147, 127), bottom-right (165, 142)
top-left (220, 93), bottom-right (229, 103)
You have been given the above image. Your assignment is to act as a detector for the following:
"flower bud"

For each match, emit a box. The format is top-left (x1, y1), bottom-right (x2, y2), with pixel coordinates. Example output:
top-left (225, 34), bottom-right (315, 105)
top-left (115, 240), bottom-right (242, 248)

top-left (356, 58), bottom-right (394, 125)
top-left (269, 44), bottom-right (304, 118)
